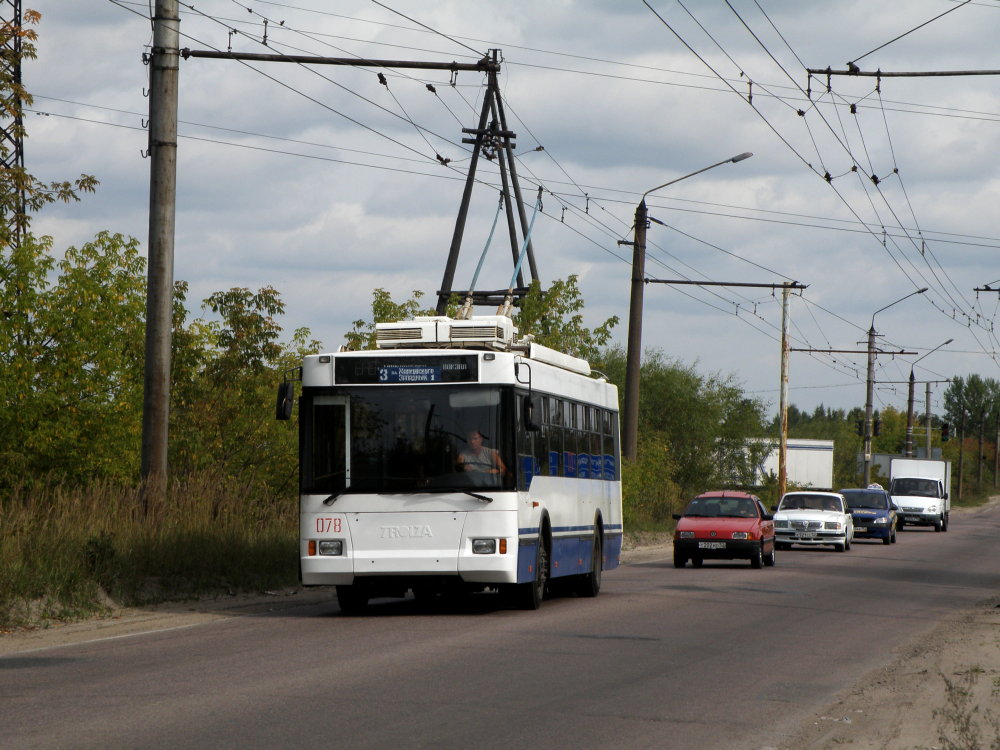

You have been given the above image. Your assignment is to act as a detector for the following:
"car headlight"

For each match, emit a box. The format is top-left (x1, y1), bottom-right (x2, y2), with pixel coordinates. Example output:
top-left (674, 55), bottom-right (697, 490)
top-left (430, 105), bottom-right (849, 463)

top-left (678, 530), bottom-right (695, 539)
top-left (731, 531), bottom-right (750, 540)
top-left (472, 538), bottom-right (496, 554)
top-left (824, 521), bottom-right (843, 530)
top-left (775, 520), bottom-right (789, 528)
top-left (873, 517), bottom-right (889, 525)
top-left (318, 540), bottom-right (344, 556)
top-left (927, 505), bottom-right (938, 513)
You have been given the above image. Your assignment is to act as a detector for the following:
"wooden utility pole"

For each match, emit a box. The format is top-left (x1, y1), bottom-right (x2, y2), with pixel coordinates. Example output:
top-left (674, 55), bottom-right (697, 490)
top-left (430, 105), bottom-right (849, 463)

top-left (141, 0), bottom-right (180, 493)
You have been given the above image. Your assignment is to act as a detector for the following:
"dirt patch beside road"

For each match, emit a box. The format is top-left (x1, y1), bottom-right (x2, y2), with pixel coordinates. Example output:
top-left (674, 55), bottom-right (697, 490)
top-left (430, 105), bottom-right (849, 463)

top-left (777, 599), bottom-right (1000, 749)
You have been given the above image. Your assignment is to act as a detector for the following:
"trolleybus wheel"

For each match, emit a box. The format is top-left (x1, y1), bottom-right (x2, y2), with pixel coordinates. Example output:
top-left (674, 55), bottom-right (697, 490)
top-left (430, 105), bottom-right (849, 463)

top-left (575, 533), bottom-right (603, 597)
top-left (517, 538), bottom-right (549, 610)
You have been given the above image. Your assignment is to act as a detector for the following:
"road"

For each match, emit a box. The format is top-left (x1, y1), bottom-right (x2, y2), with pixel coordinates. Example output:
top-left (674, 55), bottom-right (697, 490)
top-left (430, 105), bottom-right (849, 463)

top-left (3, 503), bottom-right (999, 750)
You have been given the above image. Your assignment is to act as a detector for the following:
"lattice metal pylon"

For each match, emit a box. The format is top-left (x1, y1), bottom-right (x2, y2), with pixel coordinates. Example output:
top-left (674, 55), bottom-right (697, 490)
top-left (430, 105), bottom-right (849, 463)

top-left (1, 0), bottom-right (25, 248)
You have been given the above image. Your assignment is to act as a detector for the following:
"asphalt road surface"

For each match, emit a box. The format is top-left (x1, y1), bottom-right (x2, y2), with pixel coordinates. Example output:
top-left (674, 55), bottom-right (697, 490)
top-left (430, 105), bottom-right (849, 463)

top-left (4, 504), bottom-right (999, 750)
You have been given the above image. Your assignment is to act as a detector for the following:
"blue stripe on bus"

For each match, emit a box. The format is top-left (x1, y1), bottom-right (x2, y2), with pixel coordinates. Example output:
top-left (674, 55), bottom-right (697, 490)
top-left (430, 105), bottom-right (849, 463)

top-left (518, 523), bottom-right (624, 536)
top-left (515, 527), bottom-right (623, 583)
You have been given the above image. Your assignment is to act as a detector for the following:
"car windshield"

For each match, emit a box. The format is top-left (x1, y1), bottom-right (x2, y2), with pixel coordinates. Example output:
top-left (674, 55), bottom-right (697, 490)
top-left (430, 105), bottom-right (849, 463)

top-left (778, 494), bottom-right (842, 512)
top-left (841, 490), bottom-right (888, 510)
top-left (889, 478), bottom-right (942, 498)
top-left (684, 496), bottom-right (759, 518)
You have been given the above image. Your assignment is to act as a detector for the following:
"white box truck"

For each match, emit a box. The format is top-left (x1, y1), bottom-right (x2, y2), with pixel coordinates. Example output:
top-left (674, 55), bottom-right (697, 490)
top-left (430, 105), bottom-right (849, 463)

top-left (756, 439), bottom-right (834, 490)
top-left (889, 457), bottom-right (952, 532)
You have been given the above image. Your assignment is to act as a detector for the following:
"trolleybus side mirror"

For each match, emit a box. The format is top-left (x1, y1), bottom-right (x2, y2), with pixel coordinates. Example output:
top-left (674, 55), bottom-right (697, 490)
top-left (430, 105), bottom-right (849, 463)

top-left (275, 381), bottom-right (295, 420)
top-left (522, 395), bottom-right (541, 432)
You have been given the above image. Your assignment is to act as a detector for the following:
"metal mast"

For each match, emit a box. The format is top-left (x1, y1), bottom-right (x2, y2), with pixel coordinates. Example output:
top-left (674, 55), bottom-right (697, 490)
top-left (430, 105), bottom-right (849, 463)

top-left (1, 0), bottom-right (26, 246)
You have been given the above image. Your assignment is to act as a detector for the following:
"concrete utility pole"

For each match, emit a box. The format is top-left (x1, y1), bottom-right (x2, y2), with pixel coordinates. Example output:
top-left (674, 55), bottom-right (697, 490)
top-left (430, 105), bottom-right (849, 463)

top-left (926, 382), bottom-right (932, 456)
top-left (863, 288), bottom-right (927, 485)
top-left (863, 324), bottom-right (877, 484)
top-left (620, 152), bottom-right (753, 461)
top-left (779, 284), bottom-right (791, 498)
top-left (978, 410), bottom-right (985, 488)
top-left (622, 198), bottom-right (647, 462)
top-left (141, 0), bottom-right (180, 493)
top-left (958, 409), bottom-right (967, 500)
top-left (905, 339), bottom-right (952, 457)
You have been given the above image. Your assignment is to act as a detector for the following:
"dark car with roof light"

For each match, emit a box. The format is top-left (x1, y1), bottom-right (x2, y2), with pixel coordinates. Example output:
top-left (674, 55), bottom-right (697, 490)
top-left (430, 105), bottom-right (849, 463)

top-left (672, 491), bottom-right (776, 569)
top-left (839, 486), bottom-right (898, 545)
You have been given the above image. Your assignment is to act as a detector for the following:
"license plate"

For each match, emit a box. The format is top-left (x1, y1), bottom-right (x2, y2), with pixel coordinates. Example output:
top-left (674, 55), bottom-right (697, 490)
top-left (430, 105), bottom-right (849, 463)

top-left (793, 533), bottom-right (816, 539)
top-left (698, 541), bottom-right (726, 549)
top-left (855, 526), bottom-right (867, 533)
top-left (905, 515), bottom-right (921, 522)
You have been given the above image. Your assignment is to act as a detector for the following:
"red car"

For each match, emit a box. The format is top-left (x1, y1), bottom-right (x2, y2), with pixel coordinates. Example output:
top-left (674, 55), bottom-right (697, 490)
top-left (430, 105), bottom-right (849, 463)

top-left (672, 491), bottom-right (776, 569)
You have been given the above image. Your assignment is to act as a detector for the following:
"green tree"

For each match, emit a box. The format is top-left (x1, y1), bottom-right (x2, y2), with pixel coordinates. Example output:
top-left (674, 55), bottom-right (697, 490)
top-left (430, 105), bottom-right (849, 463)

top-left (343, 289), bottom-right (437, 350)
top-left (170, 286), bottom-right (320, 496)
top-left (0, 232), bottom-right (147, 483)
top-left (598, 346), bottom-right (769, 499)
top-left (943, 375), bottom-right (1000, 432)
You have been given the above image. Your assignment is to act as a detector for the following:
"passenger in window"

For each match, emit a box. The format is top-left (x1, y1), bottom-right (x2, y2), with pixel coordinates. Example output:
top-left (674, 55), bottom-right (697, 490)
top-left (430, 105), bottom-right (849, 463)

top-left (458, 430), bottom-right (507, 479)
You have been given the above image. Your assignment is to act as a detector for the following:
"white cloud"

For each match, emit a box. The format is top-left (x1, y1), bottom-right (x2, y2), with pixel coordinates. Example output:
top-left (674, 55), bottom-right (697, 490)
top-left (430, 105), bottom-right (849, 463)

top-left (23, 0), bottom-right (1000, 415)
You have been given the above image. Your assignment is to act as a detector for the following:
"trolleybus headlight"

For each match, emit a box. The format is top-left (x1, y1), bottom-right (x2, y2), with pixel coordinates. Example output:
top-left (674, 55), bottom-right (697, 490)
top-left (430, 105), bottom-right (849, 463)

top-left (472, 538), bottom-right (496, 554)
top-left (318, 540), bottom-right (344, 556)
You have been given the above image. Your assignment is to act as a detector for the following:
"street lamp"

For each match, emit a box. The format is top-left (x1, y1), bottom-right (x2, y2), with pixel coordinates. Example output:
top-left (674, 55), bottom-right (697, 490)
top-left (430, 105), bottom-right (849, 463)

top-left (863, 287), bottom-right (928, 483)
top-left (906, 338), bottom-right (952, 457)
top-left (622, 152), bottom-right (753, 461)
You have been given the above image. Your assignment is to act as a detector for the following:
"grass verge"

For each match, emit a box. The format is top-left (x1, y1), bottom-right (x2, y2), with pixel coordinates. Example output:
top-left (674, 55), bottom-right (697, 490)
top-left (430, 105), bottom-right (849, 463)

top-left (1, 474), bottom-right (297, 631)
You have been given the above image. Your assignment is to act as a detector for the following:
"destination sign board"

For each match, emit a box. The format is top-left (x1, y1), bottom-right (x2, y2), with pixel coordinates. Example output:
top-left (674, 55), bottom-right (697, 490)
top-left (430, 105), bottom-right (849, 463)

top-left (334, 355), bottom-right (479, 384)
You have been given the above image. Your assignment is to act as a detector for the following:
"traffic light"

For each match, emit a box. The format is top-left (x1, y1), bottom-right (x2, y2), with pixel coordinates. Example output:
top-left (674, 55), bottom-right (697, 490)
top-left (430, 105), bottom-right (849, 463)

top-left (873, 417), bottom-right (882, 437)
top-left (941, 422), bottom-right (950, 442)
top-left (855, 420), bottom-right (863, 436)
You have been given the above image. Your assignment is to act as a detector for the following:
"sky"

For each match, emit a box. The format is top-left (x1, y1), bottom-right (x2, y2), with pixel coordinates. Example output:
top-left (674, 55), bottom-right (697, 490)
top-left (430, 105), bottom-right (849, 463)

top-left (22, 0), bottom-right (1000, 417)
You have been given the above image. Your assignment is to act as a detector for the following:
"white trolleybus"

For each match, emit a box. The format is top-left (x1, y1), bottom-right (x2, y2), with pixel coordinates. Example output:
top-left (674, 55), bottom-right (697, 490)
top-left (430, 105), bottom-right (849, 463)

top-left (277, 314), bottom-right (623, 612)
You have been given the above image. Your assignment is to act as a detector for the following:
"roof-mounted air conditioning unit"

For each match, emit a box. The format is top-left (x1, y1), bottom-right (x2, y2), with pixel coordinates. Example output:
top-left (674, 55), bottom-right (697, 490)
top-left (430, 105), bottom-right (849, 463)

top-left (376, 315), bottom-right (518, 351)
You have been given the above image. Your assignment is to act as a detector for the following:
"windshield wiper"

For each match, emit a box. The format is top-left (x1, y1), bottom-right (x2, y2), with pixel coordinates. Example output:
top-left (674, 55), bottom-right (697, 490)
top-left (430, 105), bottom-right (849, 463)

top-left (322, 490), bottom-right (345, 506)
top-left (463, 490), bottom-right (493, 504)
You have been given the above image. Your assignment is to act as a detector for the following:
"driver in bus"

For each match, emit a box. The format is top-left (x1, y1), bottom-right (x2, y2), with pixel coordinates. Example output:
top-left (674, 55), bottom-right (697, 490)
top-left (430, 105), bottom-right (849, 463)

top-left (458, 430), bottom-right (507, 479)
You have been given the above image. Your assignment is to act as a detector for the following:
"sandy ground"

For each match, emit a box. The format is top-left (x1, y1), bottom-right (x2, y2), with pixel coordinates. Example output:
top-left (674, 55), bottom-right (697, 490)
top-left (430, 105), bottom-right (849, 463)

top-left (4, 519), bottom-right (1000, 749)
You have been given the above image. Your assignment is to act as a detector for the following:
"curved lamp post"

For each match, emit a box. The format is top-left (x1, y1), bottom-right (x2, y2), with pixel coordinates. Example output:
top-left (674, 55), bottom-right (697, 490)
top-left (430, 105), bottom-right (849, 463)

top-left (622, 152), bottom-right (753, 461)
top-left (906, 338), bottom-right (952, 457)
top-left (863, 287), bottom-right (928, 483)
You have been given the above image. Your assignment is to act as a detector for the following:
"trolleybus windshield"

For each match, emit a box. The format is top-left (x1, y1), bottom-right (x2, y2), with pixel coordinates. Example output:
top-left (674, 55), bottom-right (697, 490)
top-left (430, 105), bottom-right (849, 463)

top-left (302, 385), bottom-right (514, 495)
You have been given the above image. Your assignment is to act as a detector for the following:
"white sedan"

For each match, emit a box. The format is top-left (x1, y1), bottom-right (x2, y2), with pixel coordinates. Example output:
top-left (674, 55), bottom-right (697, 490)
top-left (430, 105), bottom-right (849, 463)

top-left (773, 491), bottom-right (854, 552)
